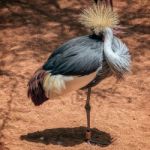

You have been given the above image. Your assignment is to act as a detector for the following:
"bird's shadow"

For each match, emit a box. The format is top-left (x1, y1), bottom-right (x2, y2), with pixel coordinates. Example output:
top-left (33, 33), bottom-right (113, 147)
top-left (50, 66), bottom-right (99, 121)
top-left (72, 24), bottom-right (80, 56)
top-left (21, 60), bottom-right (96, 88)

top-left (20, 126), bottom-right (113, 147)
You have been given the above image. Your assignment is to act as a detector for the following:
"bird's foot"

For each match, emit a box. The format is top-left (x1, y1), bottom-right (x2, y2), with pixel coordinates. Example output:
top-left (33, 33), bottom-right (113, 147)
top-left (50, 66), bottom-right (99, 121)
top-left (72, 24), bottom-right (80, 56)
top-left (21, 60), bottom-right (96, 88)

top-left (85, 130), bottom-right (96, 145)
top-left (86, 139), bottom-right (103, 146)
top-left (85, 130), bottom-right (91, 141)
top-left (85, 130), bottom-right (103, 146)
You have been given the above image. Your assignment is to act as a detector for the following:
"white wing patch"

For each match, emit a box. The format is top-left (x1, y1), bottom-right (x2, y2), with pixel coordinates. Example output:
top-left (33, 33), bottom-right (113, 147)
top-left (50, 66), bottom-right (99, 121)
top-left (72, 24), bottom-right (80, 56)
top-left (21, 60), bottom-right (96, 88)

top-left (43, 73), bottom-right (74, 98)
top-left (43, 72), bottom-right (97, 98)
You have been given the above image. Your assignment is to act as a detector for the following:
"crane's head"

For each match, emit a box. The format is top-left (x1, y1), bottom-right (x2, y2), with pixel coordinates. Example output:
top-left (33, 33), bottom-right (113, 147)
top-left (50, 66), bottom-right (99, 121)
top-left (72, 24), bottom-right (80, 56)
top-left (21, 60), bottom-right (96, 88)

top-left (79, 3), bottom-right (119, 36)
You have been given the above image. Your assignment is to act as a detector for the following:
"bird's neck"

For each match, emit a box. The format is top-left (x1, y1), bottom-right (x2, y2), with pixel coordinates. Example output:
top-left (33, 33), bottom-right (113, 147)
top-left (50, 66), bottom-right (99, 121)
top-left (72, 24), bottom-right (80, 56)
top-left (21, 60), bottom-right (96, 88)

top-left (103, 28), bottom-right (114, 58)
top-left (103, 28), bottom-right (121, 77)
top-left (103, 28), bottom-right (131, 78)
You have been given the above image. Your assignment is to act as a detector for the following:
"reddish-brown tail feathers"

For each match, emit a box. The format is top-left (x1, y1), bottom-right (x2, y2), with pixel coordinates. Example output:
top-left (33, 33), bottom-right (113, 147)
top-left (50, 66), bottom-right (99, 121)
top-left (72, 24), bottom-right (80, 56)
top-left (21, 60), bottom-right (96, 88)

top-left (27, 69), bottom-right (48, 106)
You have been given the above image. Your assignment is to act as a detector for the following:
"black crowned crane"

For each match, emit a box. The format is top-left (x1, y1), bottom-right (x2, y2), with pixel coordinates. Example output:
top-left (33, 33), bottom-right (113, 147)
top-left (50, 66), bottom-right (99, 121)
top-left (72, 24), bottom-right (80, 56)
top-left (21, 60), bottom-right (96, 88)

top-left (28, 0), bottom-right (131, 144)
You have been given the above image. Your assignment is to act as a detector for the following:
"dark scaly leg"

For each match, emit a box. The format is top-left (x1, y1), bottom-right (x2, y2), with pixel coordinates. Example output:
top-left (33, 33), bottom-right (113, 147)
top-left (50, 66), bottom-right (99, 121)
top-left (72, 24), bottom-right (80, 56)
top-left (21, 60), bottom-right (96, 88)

top-left (85, 88), bottom-right (103, 145)
top-left (85, 87), bottom-right (92, 142)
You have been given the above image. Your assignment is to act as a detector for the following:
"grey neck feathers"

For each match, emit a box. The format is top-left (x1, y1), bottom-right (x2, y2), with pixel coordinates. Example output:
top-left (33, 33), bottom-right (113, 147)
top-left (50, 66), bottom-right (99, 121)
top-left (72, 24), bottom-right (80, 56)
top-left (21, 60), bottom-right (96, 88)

top-left (103, 28), bottom-right (131, 77)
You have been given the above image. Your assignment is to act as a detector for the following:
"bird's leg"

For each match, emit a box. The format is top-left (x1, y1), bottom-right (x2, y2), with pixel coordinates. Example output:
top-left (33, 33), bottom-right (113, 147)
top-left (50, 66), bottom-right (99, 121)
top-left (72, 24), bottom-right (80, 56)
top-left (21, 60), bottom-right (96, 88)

top-left (85, 87), bottom-right (92, 142)
top-left (85, 88), bottom-right (101, 145)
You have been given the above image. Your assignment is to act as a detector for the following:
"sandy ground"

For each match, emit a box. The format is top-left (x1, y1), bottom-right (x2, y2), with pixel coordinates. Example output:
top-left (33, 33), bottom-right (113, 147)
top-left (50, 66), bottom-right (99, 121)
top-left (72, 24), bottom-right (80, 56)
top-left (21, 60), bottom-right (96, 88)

top-left (0, 0), bottom-right (150, 150)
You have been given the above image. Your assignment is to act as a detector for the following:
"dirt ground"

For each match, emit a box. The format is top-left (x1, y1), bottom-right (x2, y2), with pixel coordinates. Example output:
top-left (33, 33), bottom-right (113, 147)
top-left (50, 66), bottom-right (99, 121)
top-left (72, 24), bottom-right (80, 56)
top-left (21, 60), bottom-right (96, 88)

top-left (0, 0), bottom-right (150, 150)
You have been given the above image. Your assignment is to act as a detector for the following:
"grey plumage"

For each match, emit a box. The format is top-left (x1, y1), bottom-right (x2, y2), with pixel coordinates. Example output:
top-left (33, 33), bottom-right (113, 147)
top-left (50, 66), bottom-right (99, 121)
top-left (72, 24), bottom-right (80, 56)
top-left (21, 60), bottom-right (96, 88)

top-left (43, 34), bottom-right (131, 88)
top-left (110, 37), bottom-right (131, 74)
top-left (28, 32), bottom-right (131, 106)
top-left (43, 35), bottom-right (103, 76)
